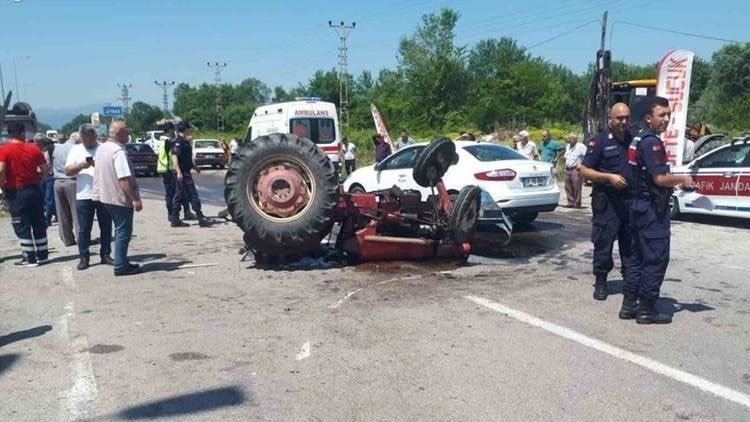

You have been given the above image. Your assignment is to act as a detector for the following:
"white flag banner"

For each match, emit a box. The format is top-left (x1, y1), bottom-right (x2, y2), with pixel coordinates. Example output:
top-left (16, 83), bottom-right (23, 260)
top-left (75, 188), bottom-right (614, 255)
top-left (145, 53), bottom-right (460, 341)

top-left (656, 49), bottom-right (695, 168)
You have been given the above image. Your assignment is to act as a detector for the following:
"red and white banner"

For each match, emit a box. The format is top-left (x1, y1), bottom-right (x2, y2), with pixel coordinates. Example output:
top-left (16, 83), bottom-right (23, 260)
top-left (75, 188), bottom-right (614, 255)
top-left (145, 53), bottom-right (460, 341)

top-left (656, 49), bottom-right (695, 168)
top-left (370, 103), bottom-right (395, 151)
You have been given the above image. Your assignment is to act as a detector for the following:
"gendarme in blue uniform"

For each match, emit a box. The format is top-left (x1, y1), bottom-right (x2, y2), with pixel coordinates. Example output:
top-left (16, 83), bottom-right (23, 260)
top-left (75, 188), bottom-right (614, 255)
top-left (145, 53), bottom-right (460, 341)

top-left (172, 134), bottom-right (203, 215)
top-left (581, 128), bottom-right (633, 287)
top-left (625, 128), bottom-right (672, 301)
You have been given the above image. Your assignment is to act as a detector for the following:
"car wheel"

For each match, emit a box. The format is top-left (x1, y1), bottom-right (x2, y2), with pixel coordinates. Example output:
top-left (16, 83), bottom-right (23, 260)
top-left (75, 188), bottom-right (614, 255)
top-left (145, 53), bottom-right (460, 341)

top-left (511, 212), bottom-right (538, 225)
top-left (348, 184), bottom-right (366, 194)
top-left (224, 133), bottom-right (339, 260)
top-left (669, 195), bottom-right (680, 219)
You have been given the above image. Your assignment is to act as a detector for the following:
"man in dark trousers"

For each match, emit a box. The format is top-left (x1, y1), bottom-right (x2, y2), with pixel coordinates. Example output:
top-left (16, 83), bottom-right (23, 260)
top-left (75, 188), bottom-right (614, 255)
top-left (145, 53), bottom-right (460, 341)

top-left (579, 103), bottom-right (634, 303)
top-left (0, 123), bottom-right (50, 266)
top-left (156, 122), bottom-right (188, 227)
top-left (626, 97), bottom-right (694, 324)
top-left (171, 121), bottom-right (209, 227)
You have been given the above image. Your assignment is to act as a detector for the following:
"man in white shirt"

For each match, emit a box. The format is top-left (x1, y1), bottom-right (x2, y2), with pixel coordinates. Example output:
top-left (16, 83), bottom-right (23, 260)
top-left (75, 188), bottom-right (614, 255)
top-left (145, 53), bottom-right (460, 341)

top-left (340, 137), bottom-right (357, 175)
top-left (563, 133), bottom-right (587, 208)
top-left (516, 130), bottom-right (538, 160)
top-left (395, 129), bottom-right (416, 151)
top-left (65, 124), bottom-right (113, 270)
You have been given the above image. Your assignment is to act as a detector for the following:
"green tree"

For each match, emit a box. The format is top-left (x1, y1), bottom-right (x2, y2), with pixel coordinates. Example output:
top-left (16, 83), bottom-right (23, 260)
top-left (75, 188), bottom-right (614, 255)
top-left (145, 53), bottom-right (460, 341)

top-left (61, 114), bottom-right (92, 135)
top-left (695, 43), bottom-right (750, 130)
top-left (125, 102), bottom-right (164, 136)
top-left (398, 8), bottom-right (469, 130)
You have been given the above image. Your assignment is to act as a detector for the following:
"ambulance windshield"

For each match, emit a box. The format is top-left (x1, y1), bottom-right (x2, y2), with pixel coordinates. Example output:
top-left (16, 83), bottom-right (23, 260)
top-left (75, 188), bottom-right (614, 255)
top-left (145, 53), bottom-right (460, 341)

top-left (290, 118), bottom-right (335, 144)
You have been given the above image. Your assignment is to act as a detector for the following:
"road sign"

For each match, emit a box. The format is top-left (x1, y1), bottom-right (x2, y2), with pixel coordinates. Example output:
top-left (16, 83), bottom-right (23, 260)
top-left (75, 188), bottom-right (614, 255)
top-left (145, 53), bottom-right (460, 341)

top-left (102, 106), bottom-right (123, 117)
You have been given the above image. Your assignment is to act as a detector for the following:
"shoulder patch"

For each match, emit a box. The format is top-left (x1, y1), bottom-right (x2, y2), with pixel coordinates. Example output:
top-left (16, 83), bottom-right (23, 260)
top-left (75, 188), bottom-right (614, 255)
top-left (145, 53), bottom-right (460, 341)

top-left (652, 144), bottom-right (663, 151)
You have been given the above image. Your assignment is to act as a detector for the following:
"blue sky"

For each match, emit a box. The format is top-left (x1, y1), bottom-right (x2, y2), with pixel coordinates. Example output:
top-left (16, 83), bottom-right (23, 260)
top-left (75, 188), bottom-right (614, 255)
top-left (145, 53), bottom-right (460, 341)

top-left (1, 0), bottom-right (747, 112)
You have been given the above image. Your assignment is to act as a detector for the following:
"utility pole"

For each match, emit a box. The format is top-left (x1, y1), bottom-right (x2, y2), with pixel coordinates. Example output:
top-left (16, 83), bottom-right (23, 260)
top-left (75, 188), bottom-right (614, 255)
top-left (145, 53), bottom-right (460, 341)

top-left (207, 62), bottom-right (227, 131)
top-left (117, 83), bottom-right (132, 114)
top-left (154, 80), bottom-right (175, 117)
top-left (328, 20), bottom-right (355, 137)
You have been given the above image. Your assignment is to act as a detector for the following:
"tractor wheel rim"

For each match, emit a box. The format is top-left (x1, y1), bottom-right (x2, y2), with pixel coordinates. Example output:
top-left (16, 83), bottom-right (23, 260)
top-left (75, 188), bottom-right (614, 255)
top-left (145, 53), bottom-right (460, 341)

top-left (247, 156), bottom-right (315, 222)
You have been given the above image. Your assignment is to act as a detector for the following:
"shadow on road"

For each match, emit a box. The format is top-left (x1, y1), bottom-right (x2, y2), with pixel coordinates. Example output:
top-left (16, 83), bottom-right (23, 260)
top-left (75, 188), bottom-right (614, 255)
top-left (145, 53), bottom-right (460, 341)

top-left (673, 214), bottom-right (750, 229)
top-left (140, 260), bottom-right (192, 273)
top-left (660, 297), bottom-right (715, 316)
top-left (0, 325), bottom-right (53, 348)
top-left (116, 386), bottom-right (247, 420)
top-left (129, 253), bottom-right (167, 262)
top-left (0, 353), bottom-right (21, 376)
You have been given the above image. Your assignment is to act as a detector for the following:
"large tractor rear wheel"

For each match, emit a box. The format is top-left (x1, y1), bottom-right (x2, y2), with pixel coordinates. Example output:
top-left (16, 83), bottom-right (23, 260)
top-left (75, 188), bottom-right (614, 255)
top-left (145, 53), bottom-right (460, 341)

top-left (224, 134), bottom-right (339, 258)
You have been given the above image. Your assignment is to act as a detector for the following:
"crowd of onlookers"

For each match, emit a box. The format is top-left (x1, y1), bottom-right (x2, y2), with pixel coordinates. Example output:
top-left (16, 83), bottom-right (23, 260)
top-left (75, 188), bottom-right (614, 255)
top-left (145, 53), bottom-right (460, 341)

top-left (0, 121), bottom-right (143, 275)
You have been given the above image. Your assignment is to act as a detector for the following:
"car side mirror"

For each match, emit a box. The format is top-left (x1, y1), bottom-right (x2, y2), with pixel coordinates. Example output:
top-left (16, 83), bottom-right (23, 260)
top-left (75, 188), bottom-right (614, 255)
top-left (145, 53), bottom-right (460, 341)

top-left (689, 160), bottom-right (700, 169)
top-left (374, 161), bottom-right (384, 171)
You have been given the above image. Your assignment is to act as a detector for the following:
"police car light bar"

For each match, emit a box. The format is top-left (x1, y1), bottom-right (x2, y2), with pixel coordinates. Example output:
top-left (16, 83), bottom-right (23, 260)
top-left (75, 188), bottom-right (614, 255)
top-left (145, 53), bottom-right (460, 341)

top-left (295, 96), bottom-right (321, 102)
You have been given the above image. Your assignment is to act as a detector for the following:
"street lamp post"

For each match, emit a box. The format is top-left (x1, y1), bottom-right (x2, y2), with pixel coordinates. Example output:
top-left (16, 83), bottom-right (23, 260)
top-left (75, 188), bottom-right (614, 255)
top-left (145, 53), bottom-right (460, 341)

top-left (0, 59), bottom-right (5, 100)
top-left (13, 55), bottom-right (31, 102)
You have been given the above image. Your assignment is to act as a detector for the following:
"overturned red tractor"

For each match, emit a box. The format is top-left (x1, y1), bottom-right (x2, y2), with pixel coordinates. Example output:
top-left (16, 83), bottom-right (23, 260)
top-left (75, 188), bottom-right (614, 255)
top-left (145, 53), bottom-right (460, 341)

top-left (224, 134), bottom-right (480, 265)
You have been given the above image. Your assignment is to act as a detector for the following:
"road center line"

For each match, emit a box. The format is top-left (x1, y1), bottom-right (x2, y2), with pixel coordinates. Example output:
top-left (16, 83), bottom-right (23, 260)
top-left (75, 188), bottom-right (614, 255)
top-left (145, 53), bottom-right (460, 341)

top-left (465, 295), bottom-right (750, 410)
top-left (60, 267), bottom-right (98, 421)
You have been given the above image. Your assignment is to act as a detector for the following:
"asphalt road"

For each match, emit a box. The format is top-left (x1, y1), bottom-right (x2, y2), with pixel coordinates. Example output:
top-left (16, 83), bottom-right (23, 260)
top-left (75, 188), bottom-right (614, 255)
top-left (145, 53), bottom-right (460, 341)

top-left (1, 171), bottom-right (749, 421)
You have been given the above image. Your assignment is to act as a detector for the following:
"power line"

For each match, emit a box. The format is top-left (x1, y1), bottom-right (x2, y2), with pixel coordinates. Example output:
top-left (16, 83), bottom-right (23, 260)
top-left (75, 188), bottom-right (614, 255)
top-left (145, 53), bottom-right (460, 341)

top-left (527, 18), bottom-right (600, 50)
top-left (207, 61), bottom-right (227, 131)
top-left (329, 20), bottom-right (356, 137)
top-left (614, 20), bottom-right (744, 44)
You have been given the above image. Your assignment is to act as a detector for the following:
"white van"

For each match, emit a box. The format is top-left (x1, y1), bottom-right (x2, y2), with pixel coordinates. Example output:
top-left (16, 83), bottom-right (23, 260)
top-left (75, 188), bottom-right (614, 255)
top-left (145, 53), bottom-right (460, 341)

top-left (246, 98), bottom-right (341, 162)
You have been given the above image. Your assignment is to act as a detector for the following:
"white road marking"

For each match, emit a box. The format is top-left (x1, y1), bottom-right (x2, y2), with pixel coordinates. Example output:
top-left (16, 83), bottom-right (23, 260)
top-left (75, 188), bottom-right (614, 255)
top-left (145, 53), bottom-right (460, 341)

top-left (296, 341), bottom-right (311, 361)
top-left (60, 268), bottom-right (98, 421)
top-left (466, 295), bottom-right (750, 410)
top-left (328, 275), bottom-right (420, 309)
top-left (328, 288), bottom-right (363, 309)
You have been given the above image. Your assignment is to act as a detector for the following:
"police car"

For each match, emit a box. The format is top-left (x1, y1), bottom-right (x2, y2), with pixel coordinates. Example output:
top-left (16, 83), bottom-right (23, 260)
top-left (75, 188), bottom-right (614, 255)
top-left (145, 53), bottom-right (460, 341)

top-left (671, 136), bottom-right (750, 219)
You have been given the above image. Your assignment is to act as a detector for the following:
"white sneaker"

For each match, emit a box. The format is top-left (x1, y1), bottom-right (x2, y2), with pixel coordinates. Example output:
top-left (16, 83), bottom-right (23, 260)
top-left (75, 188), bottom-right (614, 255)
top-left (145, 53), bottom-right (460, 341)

top-left (14, 259), bottom-right (39, 268)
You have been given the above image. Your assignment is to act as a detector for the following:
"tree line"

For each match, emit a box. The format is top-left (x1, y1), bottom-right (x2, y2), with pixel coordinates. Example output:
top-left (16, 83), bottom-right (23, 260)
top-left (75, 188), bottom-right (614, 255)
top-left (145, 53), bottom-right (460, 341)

top-left (62, 8), bottom-right (750, 139)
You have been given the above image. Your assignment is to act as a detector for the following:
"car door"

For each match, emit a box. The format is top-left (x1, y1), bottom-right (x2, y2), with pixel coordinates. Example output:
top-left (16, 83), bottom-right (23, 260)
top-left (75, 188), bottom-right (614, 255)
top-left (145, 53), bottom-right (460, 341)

top-left (375, 146), bottom-right (425, 193)
top-left (691, 144), bottom-right (750, 214)
top-left (734, 142), bottom-right (750, 216)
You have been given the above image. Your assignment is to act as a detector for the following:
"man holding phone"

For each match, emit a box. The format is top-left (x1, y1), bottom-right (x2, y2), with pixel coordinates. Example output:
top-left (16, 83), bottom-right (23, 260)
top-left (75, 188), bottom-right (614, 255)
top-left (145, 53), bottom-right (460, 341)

top-left (65, 124), bottom-right (113, 270)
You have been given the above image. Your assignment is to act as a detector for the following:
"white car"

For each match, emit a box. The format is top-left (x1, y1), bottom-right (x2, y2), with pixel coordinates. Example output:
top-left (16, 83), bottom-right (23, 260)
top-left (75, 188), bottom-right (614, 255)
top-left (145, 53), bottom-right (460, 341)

top-left (192, 138), bottom-right (228, 169)
top-left (343, 141), bottom-right (560, 224)
top-left (671, 137), bottom-right (750, 219)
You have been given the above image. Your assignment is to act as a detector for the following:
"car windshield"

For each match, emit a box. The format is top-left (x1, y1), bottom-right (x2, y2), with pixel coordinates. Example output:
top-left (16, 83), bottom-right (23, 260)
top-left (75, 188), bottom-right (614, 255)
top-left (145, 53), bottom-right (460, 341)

top-left (125, 144), bottom-right (155, 154)
top-left (194, 140), bottom-right (220, 149)
top-left (463, 144), bottom-right (527, 161)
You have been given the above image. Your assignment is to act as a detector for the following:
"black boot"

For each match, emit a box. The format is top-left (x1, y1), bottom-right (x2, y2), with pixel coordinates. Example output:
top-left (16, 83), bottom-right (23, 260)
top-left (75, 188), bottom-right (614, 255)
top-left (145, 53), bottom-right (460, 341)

top-left (184, 210), bottom-right (197, 220)
top-left (618, 293), bottom-right (639, 320)
top-left (77, 257), bottom-right (90, 271)
top-left (636, 297), bottom-right (672, 324)
top-left (170, 215), bottom-right (189, 227)
top-left (593, 275), bottom-right (608, 301)
top-left (197, 212), bottom-right (210, 227)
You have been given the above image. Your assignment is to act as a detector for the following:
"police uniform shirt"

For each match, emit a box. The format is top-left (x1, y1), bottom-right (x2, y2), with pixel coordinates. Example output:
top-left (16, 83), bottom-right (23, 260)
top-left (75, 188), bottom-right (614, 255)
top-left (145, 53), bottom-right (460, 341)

top-left (581, 129), bottom-right (632, 187)
top-left (171, 135), bottom-right (193, 172)
top-left (633, 130), bottom-right (669, 180)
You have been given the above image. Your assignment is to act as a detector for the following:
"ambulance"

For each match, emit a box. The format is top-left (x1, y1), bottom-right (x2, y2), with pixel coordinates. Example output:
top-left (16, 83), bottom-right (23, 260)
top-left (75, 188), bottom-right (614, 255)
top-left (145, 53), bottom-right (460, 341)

top-left (245, 98), bottom-right (341, 162)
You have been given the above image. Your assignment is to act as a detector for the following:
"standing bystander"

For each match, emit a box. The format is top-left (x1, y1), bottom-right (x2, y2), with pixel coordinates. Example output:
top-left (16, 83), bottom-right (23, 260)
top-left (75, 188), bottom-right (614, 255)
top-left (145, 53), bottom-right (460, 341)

top-left (515, 130), bottom-right (539, 160)
top-left (0, 123), bottom-right (50, 266)
top-left (65, 124), bottom-right (113, 270)
top-left (373, 134), bottom-right (391, 162)
top-left (52, 131), bottom-right (80, 246)
top-left (34, 133), bottom-right (56, 225)
top-left (563, 133), bottom-right (587, 208)
top-left (341, 137), bottom-right (357, 175)
top-left (538, 130), bottom-right (565, 164)
top-left (92, 121), bottom-right (143, 276)
top-left (395, 129), bottom-right (416, 151)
